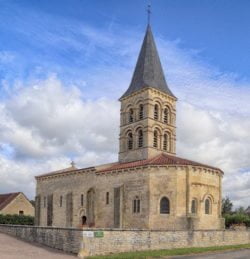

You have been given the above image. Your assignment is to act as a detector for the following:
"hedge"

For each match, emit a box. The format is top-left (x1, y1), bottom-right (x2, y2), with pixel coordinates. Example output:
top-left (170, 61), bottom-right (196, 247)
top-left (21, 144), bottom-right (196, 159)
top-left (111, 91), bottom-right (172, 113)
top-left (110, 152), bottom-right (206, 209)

top-left (224, 213), bottom-right (250, 228)
top-left (0, 214), bottom-right (34, 225)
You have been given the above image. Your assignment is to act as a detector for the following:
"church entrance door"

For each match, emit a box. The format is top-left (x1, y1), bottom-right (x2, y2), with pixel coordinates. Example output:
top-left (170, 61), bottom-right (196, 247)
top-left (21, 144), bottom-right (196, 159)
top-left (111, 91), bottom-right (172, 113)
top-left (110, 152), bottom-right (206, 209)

top-left (87, 188), bottom-right (95, 227)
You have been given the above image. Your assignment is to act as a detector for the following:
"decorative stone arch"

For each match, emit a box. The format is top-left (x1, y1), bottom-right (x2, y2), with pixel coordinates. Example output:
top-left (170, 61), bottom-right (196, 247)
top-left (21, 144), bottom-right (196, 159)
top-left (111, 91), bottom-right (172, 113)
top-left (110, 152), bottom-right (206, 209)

top-left (162, 101), bottom-right (174, 111)
top-left (135, 97), bottom-right (145, 106)
top-left (201, 194), bottom-right (215, 203)
top-left (151, 122), bottom-right (164, 131)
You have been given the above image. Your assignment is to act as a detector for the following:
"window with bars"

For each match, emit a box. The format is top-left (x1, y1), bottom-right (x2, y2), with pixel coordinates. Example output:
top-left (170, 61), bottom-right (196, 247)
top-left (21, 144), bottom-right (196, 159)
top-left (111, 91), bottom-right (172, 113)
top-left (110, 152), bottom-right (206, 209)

top-left (106, 192), bottom-right (109, 205)
top-left (129, 109), bottom-right (134, 123)
top-left (139, 104), bottom-right (144, 120)
top-left (163, 134), bottom-right (168, 151)
top-left (154, 104), bottom-right (159, 120)
top-left (81, 194), bottom-right (84, 206)
top-left (138, 130), bottom-right (143, 148)
top-left (160, 197), bottom-right (170, 214)
top-left (128, 132), bottom-right (133, 150)
top-left (133, 197), bottom-right (140, 213)
top-left (164, 108), bottom-right (169, 123)
top-left (153, 130), bottom-right (158, 148)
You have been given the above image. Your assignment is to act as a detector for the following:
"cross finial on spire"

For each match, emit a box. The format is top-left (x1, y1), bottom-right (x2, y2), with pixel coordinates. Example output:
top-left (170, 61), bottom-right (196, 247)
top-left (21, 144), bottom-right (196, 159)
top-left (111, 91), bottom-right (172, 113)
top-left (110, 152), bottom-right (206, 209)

top-left (147, 2), bottom-right (151, 25)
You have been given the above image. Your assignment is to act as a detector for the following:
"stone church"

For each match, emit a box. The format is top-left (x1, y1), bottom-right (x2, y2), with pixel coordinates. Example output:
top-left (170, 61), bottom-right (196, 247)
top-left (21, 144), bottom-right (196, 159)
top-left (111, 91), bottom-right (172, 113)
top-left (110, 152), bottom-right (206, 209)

top-left (35, 25), bottom-right (224, 230)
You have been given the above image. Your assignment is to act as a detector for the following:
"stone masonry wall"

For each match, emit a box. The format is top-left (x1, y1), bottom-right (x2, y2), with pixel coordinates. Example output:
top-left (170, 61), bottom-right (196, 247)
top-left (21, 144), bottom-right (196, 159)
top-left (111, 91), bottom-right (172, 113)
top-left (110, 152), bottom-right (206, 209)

top-left (0, 224), bottom-right (81, 254)
top-left (0, 225), bottom-right (249, 256)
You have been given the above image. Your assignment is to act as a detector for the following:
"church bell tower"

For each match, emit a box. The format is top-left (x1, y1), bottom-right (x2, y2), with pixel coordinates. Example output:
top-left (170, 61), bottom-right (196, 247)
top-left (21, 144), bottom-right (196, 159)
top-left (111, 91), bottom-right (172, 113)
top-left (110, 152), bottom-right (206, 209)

top-left (119, 25), bottom-right (177, 163)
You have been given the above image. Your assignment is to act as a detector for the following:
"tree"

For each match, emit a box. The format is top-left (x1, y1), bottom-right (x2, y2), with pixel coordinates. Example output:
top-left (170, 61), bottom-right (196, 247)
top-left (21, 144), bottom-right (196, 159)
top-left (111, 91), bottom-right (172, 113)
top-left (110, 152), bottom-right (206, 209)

top-left (222, 197), bottom-right (233, 215)
top-left (235, 206), bottom-right (246, 215)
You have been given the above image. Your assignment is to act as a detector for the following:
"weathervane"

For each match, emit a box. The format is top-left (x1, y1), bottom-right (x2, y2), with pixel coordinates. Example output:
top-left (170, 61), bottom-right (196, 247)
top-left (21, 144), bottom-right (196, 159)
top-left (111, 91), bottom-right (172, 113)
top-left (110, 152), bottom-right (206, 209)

top-left (147, 1), bottom-right (152, 25)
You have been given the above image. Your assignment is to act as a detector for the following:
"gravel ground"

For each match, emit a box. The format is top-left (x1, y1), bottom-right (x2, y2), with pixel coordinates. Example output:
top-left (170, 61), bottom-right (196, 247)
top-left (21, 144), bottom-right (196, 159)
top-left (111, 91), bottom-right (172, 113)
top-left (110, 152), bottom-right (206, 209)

top-left (0, 233), bottom-right (76, 259)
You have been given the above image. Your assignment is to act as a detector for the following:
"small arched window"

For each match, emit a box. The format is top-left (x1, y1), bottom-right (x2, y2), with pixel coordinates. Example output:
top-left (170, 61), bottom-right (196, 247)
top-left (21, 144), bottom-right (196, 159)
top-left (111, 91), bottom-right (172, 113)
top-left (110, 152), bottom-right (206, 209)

top-left (160, 197), bottom-right (170, 214)
top-left (139, 104), bottom-right (144, 120)
top-left (154, 104), bottom-right (159, 120)
top-left (164, 107), bottom-right (169, 123)
top-left (205, 198), bottom-right (211, 214)
top-left (191, 199), bottom-right (197, 214)
top-left (129, 109), bottom-right (134, 123)
top-left (153, 130), bottom-right (158, 148)
top-left (138, 129), bottom-right (143, 148)
top-left (127, 132), bottom-right (133, 150)
top-left (163, 133), bottom-right (168, 151)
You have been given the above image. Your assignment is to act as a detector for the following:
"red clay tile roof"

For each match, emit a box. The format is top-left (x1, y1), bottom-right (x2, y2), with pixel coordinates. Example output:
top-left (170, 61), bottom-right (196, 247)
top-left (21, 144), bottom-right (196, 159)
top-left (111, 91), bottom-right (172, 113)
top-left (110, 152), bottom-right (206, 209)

top-left (0, 192), bottom-right (21, 210)
top-left (97, 153), bottom-right (223, 173)
top-left (35, 165), bottom-right (95, 179)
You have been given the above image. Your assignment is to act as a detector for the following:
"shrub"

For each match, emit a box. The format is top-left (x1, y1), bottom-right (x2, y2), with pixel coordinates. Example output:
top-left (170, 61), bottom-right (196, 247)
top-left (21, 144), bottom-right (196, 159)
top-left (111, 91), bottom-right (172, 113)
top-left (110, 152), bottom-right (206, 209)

top-left (0, 214), bottom-right (34, 225)
top-left (224, 213), bottom-right (250, 228)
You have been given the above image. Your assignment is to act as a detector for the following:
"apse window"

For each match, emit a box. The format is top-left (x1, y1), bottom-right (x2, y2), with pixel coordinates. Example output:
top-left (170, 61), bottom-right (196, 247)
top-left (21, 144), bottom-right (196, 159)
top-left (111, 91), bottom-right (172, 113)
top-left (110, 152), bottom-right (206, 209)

top-left (160, 197), bottom-right (170, 214)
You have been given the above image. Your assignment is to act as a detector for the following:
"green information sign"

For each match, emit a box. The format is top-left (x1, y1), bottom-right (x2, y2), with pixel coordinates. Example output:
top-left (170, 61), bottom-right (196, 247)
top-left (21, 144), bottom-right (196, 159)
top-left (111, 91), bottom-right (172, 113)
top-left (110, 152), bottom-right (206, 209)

top-left (94, 231), bottom-right (104, 238)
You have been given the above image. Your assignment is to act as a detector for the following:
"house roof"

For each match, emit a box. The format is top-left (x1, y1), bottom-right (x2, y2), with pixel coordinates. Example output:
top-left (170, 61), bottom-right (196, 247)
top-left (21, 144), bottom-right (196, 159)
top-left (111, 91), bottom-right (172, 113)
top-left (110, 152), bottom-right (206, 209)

top-left (120, 25), bottom-right (175, 99)
top-left (0, 192), bottom-right (21, 210)
top-left (97, 153), bottom-right (223, 174)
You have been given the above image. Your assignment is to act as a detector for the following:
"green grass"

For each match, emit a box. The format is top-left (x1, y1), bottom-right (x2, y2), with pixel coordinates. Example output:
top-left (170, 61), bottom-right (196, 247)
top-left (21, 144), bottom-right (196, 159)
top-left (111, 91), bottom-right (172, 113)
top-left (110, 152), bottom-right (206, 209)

top-left (87, 243), bottom-right (250, 259)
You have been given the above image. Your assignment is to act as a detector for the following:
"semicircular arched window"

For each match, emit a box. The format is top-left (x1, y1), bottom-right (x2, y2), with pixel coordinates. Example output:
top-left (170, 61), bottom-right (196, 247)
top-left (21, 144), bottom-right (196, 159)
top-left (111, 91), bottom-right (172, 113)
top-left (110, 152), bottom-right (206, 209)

top-left (164, 107), bottom-right (170, 123)
top-left (160, 197), bottom-right (170, 214)
top-left (139, 104), bottom-right (144, 120)
top-left (154, 104), bottom-right (159, 120)
top-left (127, 132), bottom-right (133, 150)
top-left (153, 130), bottom-right (158, 148)
top-left (128, 108), bottom-right (134, 123)
top-left (205, 198), bottom-right (211, 214)
top-left (138, 129), bottom-right (143, 148)
top-left (163, 133), bottom-right (168, 151)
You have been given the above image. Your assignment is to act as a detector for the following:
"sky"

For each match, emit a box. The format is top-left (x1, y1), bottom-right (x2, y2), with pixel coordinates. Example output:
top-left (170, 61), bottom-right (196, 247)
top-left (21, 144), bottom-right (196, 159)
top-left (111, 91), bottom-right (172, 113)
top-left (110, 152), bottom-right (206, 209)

top-left (0, 0), bottom-right (249, 208)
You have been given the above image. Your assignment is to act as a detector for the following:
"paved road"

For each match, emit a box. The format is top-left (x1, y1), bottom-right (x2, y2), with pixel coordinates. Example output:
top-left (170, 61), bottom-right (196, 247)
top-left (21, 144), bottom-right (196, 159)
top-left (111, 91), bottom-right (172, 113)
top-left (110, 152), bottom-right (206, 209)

top-left (169, 249), bottom-right (250, 259)
top-left (0, 233), bottom-right (76, 259)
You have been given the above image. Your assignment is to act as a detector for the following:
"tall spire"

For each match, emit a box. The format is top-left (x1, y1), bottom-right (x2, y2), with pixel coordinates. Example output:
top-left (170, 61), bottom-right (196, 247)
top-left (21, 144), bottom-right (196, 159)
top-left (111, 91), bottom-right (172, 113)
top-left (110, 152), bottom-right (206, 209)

top-left (121, 25), bottom-right (175, 99)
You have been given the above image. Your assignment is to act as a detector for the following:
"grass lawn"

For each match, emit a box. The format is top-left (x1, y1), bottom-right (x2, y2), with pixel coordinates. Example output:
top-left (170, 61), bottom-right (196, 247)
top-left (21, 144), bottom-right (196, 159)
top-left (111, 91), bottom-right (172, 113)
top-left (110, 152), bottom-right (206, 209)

top-left (87, 243), bottom-right (250, 259)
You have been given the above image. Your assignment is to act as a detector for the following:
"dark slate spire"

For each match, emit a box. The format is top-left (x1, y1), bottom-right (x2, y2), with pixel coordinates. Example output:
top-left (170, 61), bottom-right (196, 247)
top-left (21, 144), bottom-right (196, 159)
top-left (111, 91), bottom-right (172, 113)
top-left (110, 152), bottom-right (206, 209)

top-left (121, 25), bottom-right (175, 99)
